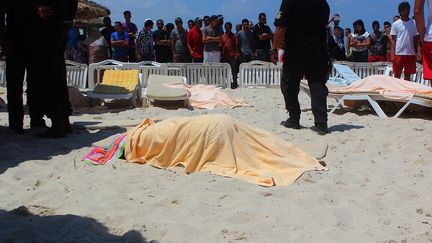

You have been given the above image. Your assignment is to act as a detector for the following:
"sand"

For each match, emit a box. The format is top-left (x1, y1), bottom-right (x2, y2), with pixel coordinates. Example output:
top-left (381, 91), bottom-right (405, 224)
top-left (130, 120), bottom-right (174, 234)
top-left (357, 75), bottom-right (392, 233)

top-left (0, 87), bottom-right (432, 242)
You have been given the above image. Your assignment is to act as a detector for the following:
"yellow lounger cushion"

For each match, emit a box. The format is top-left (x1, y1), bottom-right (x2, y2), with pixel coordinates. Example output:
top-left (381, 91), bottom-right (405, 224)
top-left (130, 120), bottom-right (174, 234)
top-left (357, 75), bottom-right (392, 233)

top-left (94, 70), bottom-right (139, 94)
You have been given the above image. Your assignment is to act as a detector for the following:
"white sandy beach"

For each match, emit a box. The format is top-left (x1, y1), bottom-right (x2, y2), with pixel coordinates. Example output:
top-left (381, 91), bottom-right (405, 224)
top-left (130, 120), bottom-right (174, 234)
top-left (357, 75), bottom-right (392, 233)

top-left (0, 87), bottom-right (431, 242)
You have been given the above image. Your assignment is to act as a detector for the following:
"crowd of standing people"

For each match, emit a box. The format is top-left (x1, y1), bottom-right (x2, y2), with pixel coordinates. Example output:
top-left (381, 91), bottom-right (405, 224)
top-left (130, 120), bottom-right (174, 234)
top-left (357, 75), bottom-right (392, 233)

top-left (65, 11), bottom-right (276, 89)
top-left (327, 2), bottom-right (422, 81)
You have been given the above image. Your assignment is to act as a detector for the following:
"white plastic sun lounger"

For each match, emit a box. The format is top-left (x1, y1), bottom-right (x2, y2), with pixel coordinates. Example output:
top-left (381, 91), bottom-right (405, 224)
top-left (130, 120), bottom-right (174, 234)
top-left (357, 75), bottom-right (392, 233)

top-left (330, 63), bottom-right (361, 86)
top-left (142, 74), bottom-right (189, 108)
top-left (300, 80), bottom-right (432, 118)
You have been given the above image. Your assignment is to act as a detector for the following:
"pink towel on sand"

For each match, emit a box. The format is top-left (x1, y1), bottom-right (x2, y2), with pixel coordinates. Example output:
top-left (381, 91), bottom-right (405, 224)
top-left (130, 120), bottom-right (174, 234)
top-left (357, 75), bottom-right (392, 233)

top-left (332, 75), bottom-right (432, 100)
top-left (164, 83), bottom-right (248, 110)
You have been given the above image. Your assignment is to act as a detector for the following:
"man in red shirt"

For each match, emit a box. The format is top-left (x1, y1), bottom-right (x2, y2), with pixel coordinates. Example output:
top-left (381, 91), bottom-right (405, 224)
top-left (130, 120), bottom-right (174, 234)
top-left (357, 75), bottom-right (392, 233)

top-left (415, 0), bottom-right (432, 81)
top-left (221, 22), bottom-right (239, 88)
top-left (186, 18), bottom-right (204, 63)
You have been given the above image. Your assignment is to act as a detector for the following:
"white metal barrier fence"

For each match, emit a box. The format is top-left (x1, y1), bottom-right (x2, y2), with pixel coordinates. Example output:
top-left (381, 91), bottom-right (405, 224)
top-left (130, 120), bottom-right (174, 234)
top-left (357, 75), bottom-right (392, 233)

top-left (332, 61), bottom-right (389, 79)
top-left (167, 63), bottom-right (232, 88)
top-left (239, 61), bottom-right (282, 88)
top-left (66, 60), bottom-right (88, 89)
top-left (0, 61), bottom-right (5, 87)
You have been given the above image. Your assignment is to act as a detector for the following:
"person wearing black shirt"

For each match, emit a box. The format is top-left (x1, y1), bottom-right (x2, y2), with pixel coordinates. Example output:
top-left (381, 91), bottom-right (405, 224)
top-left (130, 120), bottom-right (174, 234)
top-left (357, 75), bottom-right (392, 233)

top-left (272, 0), bottom-right (330, 135)
top-left (328, 27), bottom-right (346, 61)
top-left (153, 19), bottom-right (172, 63)
top-left (253, 13), bottom-right (273, 62)
top-left (101, 17), bottom-right (115, 57)
top-left (0, 0), bottom-right (46, 134)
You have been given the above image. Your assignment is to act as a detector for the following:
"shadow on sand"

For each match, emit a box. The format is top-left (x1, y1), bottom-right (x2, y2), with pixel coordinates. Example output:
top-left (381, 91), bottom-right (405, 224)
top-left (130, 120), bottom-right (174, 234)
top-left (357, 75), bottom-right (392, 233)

top-left (0, 207), bottom-right (149, 242)
top-left (328, 124), bottom-right (365, 133)
top-left (0, 125), bottom-right (126, 175)
top-left (329, 102), bottom-right (432, 120)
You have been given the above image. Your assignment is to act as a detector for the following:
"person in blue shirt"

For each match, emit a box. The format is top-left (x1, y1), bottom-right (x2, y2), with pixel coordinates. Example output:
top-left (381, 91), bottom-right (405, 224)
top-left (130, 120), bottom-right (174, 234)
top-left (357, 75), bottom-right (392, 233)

top-left (111, 21), bottom-right (129, 62)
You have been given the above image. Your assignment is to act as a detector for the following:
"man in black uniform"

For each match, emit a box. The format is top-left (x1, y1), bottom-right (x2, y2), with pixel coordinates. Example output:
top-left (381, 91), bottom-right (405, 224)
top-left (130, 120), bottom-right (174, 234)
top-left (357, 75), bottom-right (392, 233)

top-left (32, 0), bottom-right (77, 138)
top-left (272, 0), bottom-right (330, 135)
top-left (0, 0), bottom-right (46, 134)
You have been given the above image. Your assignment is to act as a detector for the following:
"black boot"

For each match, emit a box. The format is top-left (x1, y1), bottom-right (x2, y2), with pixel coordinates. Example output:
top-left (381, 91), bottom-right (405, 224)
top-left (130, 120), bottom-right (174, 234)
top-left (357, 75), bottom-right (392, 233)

top-left (313, 122), bottom-right (329, 136)
top-left (63, 116), bottom-right (73, 134)
top-left (36, 117), bottom-right (66, 139)
top-left (280, 118), bottom-right (301, 130)
top-left (30, 118), bottom-right (47, 129)
top-left (10, 126), bottom-right (26, 134)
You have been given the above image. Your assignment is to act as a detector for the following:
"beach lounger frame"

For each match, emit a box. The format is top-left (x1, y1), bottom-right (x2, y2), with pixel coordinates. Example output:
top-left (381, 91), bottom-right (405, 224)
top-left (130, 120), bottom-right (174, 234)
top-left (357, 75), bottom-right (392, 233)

top-left (87, 84), bottom-right (142, 108)
top-left (142, 75), bottom-right (189, 108)
top-left (87, 61), bottom-right (142, 107)
top-left (88, 59), bottom-right (139, 89)
top-left (301, 80), bottom-right (432, 118)
top-left (329, 93), bottom-right (432, 118)
top-left (87, 69), bottom-right (142, 107)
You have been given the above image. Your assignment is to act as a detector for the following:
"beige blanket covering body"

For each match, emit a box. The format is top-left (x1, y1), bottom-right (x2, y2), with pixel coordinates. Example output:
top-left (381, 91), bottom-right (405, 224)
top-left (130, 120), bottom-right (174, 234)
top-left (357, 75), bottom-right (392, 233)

top-left (165, 83), bottom-right (247, 109)
top-left (332, 75), bottom-right (432, 100)
top-left (125, 114), bottom-right (326, 186)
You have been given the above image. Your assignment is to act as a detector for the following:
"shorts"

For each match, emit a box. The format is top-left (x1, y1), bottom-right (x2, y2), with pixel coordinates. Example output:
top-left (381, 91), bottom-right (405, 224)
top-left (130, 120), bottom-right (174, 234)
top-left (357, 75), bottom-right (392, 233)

top-left (392, 55), bottom-right (416, 76)
top-left (368, 55), bottom-right (386, 62)
top-left (423, 41), bottom-right (432, 80)
top-left (204, 51), bottom-right (221, 63)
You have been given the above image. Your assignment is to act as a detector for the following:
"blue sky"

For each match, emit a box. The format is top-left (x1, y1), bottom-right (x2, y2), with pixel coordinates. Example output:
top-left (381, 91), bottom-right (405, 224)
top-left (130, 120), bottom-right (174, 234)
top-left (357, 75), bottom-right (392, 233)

top-left (98, 0), bottom-right (415, 31)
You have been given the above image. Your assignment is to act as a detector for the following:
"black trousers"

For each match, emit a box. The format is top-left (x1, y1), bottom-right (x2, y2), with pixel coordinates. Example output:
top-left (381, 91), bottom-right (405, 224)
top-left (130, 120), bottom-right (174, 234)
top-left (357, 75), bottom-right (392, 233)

top-left (155, 51), bottom-right (172, 63)
top-left (281, 56), bottom-right (329, 124)
top-left (192, 57), bottom-right (203, 63)
top-left (240, 53), bottom-right (254, 63)
top-left (222, 57), bottom-right (239, 86)
top-left (6, 40), bottom-right (44, 129)
top-left (140, 53), bottom-right (155, 61)
top-left (174, 53), bottom-right (191, 63)
top-left (128, 47), bottom-right (136, 62)
top-left (32, 27), bottom-right (72, 120)
top-left (350, 50), bottom-right (368, 62)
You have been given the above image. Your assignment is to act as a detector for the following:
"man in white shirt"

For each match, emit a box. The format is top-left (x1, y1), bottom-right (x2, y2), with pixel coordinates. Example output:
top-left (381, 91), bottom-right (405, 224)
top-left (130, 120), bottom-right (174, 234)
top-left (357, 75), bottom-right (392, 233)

top-left (415, 0), bottom-right (432, 80)
top-left (390, 2), bottom-right (421, 81)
